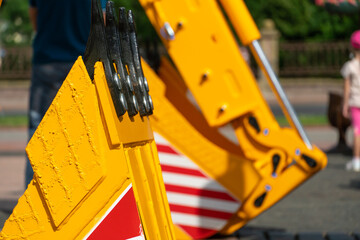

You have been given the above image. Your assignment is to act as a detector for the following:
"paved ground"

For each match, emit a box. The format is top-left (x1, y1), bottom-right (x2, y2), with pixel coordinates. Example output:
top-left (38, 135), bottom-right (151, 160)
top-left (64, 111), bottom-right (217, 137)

top-left (1, 80), bottom-right (359, 237)
top-left (0, 81), bottom-right (29, 115)
top-left (247, 151), bottom-right (360, 233)
top-left (1, 126), bottom-right (359, 235)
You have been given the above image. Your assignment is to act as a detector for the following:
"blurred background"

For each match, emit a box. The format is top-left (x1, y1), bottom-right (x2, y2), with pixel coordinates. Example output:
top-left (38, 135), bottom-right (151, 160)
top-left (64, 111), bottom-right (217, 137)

top-left (0, 0), bottom-right (359, 81)
top-left (1, 0), bottom-right (359, 124)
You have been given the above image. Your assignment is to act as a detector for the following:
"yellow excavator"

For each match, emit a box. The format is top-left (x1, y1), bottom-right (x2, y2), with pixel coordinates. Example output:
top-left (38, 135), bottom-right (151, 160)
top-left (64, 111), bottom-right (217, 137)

top-left (0, 0), bottom-right (327, 239)
top-left (138, 0), bottom-right (327, 239)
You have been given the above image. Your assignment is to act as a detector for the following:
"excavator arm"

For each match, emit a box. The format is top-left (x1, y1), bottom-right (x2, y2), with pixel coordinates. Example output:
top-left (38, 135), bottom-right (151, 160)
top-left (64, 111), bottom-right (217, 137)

top-left (138, 0), bottom-right (327, 238)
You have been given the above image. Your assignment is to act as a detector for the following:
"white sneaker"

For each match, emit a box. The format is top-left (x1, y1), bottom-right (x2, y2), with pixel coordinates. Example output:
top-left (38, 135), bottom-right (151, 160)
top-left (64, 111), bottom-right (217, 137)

top-left (345, 160), bottom-right (360, 172)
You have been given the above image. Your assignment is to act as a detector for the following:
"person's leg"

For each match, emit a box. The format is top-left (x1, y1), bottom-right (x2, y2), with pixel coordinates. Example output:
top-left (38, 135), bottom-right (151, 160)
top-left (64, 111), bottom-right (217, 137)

top-left (25, 65), bottom-right (43, 186)
top-left (25, 62), bottom-right (73, 187)
top-left (346, 107), bottom-right (360, 171)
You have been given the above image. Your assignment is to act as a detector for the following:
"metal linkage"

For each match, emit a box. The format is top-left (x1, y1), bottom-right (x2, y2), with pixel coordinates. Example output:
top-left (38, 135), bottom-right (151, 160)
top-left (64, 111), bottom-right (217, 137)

top-left (84, 0), bottom-right (127, 117)
top-left (118, 7), bottom-right (153, 117)
top-left (105, 2), bottom-right (138, 117)
top-left (83, 0), bottom-right (153, 119)
top-left (127, 10), bottom-right (153, 115)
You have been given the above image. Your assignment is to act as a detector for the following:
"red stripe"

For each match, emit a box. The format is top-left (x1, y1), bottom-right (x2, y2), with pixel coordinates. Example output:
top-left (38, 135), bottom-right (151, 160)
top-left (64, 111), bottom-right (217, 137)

top-left (177, 224), bottom-right (217, 239)
top-left (169, 203), bottom-right (233, 220)
top-left (156, 144), bottom-right (179, 155)
top-left (165, 184), bottom-right (238, 202)
top-left (87, 187), bottom-right (143, 240)
top-left (161, 164), bottom-right (207, 178)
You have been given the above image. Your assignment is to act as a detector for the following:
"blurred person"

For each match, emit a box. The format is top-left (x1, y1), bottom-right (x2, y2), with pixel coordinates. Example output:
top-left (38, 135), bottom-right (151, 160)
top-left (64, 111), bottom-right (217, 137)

top-left (0, 47), bottom-right (5, 68)
top-left (26, 0), bottom-right (107, 186)
top-left (342, 29), bottom-right (360, 172)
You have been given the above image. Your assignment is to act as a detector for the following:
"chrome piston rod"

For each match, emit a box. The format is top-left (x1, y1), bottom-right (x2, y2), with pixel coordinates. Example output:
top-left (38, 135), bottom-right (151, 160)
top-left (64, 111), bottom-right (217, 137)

top-left (249, 40), bottom-right (313, 150)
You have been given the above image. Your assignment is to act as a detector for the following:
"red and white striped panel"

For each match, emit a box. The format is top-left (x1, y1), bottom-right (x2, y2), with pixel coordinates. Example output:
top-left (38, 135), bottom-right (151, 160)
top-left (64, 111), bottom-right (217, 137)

top-left (154, 133), bottom-right (241, 239)
top-left (85, 184), bottom-right (145, 240)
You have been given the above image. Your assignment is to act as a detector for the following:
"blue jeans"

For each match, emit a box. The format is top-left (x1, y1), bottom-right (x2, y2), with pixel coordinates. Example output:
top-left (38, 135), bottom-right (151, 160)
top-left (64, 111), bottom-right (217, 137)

top-left (25, 62), bottom-right (73, 186)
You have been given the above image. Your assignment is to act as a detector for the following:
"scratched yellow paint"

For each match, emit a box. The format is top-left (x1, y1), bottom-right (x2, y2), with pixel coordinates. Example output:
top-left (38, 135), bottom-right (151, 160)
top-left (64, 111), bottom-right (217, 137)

top-left (0, 57), bottom-right (175, 239)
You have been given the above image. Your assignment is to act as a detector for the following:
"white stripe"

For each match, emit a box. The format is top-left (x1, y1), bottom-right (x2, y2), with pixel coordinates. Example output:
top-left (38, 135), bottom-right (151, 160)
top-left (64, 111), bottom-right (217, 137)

top-left (126, 236), bottom-right (145, 240)
top-left (156, 134), bottom-right (241, 203)
top-left (154, 132), bottom-right (200, 170)
top-left (171, 212), bottom-right (227, 230)
top-left (153, 132), bottom-right (170, 145)
top-left (166, 192), bottom-right (240, 213)
top-left (159, 153), bottom-right (199, 170)
top-left (162, 172), bottom-right (227, 192)
top-left (83, 184), bottom-right (133, 240)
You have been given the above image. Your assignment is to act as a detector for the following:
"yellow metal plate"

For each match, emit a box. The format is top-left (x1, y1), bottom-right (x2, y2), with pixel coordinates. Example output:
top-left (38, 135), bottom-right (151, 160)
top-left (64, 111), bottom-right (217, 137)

top-left (1, 58), bottom-right (175, 239)
top-left (26, 62), bottom-right (106, 227)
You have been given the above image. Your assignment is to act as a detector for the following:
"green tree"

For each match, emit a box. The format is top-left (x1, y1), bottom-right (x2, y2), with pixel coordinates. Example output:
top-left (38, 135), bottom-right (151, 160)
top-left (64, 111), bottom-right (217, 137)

top-left (1, 0), bottom-right (358, 46)
top-left (0, 0), bottom-right (33, 46)
top-left (112, 0), bottom-right (158, 43)
top-left (244, 0), bottom-right (359, 41)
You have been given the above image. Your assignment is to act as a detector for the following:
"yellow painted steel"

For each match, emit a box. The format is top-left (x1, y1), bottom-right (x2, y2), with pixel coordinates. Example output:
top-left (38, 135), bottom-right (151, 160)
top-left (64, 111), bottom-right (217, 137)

top-left (143, 59), bottom-right (258, 239)
top-left (139, 0), bottom-right (269, 127)
top-left (143, 58), bottom-right (327, 235)
top-left (139, 0), bottom-right (328, 236)
top-left (0, 57), bottom-right (175, 239)
top-left (0, 0), bottom-right (2, 7)
top-left (218, 0), bottom-right (261, 45)
top-left (145, 58), bottom-right (259, 201)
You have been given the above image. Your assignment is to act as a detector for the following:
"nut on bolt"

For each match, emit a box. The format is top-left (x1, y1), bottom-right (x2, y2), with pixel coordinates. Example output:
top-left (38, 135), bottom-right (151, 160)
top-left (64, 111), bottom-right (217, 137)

top-left (201, 71), bottom-right (210, 84)
top-left (202, 73), bottom-right (209, 81)
top-left (219, 105), bottom-right (227, 113)
top-left (177, 21), bottom-right (183, 29)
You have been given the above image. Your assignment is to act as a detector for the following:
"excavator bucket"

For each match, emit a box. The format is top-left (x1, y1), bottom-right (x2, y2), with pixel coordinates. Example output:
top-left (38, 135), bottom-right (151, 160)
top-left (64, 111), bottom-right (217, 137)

top-left (137, 0), bottom-right (328, 239)
top-left (0, 1), bottom-right (175, 239)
